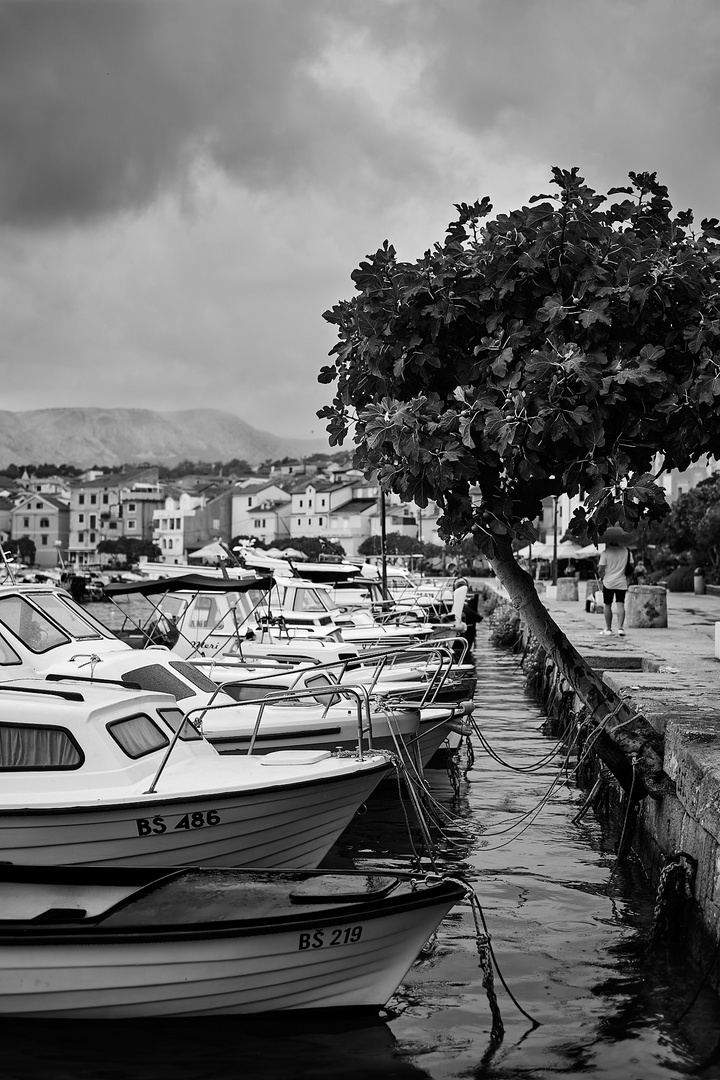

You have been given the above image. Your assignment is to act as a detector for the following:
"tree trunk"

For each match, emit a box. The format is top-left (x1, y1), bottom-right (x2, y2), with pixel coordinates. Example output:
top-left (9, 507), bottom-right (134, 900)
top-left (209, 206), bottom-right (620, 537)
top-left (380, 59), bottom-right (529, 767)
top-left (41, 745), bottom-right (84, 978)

top-left (488, 542), bottom-right (673, 801)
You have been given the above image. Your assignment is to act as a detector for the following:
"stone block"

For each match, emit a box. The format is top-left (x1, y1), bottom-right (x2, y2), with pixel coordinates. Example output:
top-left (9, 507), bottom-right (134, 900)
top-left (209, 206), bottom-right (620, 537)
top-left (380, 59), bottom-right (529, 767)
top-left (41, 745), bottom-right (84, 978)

top-left (556, 577), bottom-right (579, 601)
top-left (625, 584), bottom-right (668, 628)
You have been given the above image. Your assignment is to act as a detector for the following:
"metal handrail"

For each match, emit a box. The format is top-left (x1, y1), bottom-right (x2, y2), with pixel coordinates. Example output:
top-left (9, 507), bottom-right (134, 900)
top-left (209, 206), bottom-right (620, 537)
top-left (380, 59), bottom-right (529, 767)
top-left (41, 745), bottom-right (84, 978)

top-left (183, 682), bottom-right (376, 758)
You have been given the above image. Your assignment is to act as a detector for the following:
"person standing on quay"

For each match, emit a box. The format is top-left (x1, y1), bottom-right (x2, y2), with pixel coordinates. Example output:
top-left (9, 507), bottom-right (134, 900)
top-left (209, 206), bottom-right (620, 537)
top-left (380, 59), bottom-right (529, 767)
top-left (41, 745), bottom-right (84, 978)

top-left (597, 540), bottom-right (632, 636)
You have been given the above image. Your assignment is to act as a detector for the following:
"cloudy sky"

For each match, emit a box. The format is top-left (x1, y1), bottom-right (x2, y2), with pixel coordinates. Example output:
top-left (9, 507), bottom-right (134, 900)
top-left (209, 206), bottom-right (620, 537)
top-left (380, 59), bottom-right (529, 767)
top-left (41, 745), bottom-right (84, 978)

top-left (1, 0), bottom-right (718, 442)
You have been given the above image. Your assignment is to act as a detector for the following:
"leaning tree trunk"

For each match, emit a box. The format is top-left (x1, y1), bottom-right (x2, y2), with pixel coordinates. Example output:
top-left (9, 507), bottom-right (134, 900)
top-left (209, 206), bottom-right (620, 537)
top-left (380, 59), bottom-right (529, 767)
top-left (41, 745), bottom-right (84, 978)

top-left (488, 540), bottom-right (673, 801)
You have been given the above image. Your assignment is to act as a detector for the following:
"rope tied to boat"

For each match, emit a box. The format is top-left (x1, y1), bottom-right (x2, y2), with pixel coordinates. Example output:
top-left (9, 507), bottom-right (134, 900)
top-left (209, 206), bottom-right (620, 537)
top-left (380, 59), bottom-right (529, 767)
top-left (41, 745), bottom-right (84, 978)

top-left (475, 926), bottom-right (505, 1046)
top-left (464, 732), bottom-right (475, 771)
top-left (648, 851), bottom-right (697, 950)
top-left (465, 887), bottom-right (542, 1041)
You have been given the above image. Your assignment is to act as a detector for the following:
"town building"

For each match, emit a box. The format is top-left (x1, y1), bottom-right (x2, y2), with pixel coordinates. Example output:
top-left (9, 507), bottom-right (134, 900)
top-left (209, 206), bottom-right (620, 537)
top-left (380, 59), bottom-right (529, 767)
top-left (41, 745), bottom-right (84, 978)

top-left (230, 480), bottom-right (292, 545)
top-left (152, 489), bottom-right (208, 564)
top-left (10, 492), bottom-right (70, 569)
top-left (67, 468), bottom-right (164, 566)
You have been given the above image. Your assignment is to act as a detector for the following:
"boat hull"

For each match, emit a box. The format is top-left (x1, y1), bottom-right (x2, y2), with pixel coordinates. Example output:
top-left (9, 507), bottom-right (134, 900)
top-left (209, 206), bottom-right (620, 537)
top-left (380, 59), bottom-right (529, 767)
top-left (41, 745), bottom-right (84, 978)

top-left (0, 866), bottom-right (465, 1016)
top-left (0, 760), bottom-right (392, 869)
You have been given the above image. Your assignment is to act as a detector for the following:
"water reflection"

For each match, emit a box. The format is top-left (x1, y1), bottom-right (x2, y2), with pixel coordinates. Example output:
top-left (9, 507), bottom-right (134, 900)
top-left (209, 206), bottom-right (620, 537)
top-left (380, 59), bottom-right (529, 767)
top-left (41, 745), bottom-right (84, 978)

top-left (0, 1015), bottom-right (434, 1080)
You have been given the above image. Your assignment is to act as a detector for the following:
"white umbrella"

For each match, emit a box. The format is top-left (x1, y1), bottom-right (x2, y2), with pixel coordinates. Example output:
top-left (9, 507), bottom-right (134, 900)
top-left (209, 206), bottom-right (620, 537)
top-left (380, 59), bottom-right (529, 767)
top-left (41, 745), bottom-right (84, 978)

top-left (515, 542), bottom-right (556, 560)
top-left (574, 544), bottom-right (602, 558)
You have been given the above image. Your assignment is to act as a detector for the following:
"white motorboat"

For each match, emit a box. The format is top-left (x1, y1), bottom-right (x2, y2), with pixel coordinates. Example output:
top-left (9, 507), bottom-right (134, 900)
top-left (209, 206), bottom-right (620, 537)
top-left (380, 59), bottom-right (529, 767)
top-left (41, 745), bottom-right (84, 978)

top-left (0, 581), bottom-right (423, 763)
top-left (195, 656), bottom-right (475, 770)
top-left (0, 862), bottom-right (467, 1016)
top-left (104, 570), bottom-right (444, 654)
top-left (0, 678), bottom-right (392, 868)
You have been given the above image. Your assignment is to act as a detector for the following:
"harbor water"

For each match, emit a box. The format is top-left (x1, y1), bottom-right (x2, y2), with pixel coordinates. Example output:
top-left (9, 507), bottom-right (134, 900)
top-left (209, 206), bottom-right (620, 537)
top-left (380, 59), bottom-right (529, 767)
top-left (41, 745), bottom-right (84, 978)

top-left (4, 607), bottom-right (720, 1079)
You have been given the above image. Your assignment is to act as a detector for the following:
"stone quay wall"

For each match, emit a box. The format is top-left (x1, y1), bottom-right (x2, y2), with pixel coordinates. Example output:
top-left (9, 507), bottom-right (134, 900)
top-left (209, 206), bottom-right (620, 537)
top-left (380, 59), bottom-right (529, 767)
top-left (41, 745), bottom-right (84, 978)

top-left (476, 578), bottom-right (720, 990)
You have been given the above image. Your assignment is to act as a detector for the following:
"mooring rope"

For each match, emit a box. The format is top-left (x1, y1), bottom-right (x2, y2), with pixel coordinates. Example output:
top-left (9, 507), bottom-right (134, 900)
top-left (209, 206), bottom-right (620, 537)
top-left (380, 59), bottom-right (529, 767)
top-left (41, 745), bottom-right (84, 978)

top-left (648, 851), bottom-right (697, 950)
top-left (466, 888), bottom-right (541, 1035)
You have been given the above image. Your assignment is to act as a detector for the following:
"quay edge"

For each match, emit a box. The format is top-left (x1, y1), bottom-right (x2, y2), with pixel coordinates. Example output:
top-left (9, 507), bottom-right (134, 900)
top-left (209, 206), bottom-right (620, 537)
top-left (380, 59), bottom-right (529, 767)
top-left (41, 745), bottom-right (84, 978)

top-left (475, 577), bottom-right (720, 994)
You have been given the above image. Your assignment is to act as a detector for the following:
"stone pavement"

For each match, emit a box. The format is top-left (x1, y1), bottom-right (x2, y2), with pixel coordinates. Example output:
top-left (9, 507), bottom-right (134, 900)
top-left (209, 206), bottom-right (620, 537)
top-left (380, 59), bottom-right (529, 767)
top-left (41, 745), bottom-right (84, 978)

top-left (534, 586), bottom-right (720, 737)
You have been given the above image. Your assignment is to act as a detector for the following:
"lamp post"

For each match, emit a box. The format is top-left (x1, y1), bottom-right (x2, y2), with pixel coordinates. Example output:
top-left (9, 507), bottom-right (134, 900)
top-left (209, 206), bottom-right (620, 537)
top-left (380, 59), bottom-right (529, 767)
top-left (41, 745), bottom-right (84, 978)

top-left (552, 497), bottom-right (559, 587)
top-left (379, 491), bottom-right (389, 603)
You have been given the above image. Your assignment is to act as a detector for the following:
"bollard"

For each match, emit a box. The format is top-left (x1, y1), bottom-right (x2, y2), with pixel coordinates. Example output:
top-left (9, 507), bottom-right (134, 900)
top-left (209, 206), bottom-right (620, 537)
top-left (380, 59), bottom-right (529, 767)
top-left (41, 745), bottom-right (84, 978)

top-left (694, 567), bottom-right (706, 595)
top-left (625, 584), bottom-right (668, 628)
top-left (556, 576), bottom-right (579, 601)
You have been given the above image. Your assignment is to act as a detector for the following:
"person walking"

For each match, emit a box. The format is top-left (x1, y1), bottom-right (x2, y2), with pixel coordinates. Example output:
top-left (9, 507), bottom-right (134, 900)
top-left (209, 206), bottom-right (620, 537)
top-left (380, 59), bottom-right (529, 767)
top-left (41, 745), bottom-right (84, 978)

top-left (597, 540), bottom-right (633, 636)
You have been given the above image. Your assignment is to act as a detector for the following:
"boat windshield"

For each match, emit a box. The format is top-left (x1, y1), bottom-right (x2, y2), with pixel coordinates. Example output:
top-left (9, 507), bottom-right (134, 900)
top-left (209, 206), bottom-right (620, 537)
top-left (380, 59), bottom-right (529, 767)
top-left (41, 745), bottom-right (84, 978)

top-left (0, 596), bottom-right (71, 653)
top-left (30, 592), bottom-right (111, 640)
top-left (285, 587), bottom-right (336, 614)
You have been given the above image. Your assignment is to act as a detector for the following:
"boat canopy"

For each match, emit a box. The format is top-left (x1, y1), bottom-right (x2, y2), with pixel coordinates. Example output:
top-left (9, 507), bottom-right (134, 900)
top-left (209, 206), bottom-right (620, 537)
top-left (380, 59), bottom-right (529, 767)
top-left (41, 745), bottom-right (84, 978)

top-left (103, 573), bottom-right (275, 598)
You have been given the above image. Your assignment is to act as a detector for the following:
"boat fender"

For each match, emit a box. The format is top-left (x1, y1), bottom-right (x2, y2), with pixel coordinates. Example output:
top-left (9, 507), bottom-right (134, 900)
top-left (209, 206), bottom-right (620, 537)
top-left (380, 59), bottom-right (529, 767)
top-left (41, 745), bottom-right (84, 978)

top-left (447, 719), bottom-right (473, 736)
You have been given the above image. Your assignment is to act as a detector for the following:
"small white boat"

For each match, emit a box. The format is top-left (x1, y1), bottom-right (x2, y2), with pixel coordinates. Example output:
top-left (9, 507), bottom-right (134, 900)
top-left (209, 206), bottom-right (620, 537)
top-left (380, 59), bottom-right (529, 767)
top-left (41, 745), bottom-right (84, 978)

top-left (0, 678), bottom-right (392, 868)
top-left (0, 862), bottom-right (467, 1017)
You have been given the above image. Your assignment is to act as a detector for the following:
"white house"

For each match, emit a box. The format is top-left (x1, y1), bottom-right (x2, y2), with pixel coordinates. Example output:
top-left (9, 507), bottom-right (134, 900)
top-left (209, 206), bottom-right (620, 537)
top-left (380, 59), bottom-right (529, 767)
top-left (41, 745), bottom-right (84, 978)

top-left (152, 489), bottom-right (207, 564)
top-left (230, 481), bottom-right (292, 544)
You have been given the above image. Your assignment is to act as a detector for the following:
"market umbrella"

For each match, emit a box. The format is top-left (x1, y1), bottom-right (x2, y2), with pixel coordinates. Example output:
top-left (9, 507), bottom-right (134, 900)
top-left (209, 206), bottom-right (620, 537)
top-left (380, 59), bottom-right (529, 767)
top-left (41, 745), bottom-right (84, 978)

top-left (574, 544), bottom-right (602, 558)
top-left (515, 542), bottom-right (556, 560)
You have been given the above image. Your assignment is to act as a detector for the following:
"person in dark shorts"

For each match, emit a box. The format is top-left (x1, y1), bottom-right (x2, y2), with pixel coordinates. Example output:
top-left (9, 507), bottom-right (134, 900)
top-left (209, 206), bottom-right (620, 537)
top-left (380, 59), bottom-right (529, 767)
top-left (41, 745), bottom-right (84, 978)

top-left (597, 542), bottom-right (632, 636)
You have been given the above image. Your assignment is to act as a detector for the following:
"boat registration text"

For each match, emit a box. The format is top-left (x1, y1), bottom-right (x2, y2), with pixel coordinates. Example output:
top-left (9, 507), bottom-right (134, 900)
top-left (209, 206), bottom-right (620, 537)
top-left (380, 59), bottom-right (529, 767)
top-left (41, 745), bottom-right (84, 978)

top-left (136, 810), bottom-right (221, 835)
top-left (299, 926), bottom-right (364, 950)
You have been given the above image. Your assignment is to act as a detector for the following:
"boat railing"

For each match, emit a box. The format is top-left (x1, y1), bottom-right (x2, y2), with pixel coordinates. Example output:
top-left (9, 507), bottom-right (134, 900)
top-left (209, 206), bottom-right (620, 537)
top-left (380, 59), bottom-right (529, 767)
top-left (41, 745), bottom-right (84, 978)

top-left (210, 640), bottom-right (461, 709)
top-left (184, 682), bottom-right (376, 758)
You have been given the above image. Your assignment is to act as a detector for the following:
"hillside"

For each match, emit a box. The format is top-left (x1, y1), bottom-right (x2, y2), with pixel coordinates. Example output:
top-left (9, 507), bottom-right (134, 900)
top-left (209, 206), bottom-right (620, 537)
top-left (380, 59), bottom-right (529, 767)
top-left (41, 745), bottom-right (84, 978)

top-left (0, 408), bottom-right (331, 469)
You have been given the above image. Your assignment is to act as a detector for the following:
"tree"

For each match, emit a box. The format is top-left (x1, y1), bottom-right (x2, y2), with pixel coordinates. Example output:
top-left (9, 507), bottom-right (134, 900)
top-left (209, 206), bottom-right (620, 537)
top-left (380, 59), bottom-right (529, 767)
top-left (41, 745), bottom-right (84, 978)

top-left (17, 536), bottom-right (36, 566)
top-left (97, 538), bottom-right (161, 564)
top-left (647, 474), bottom-right (720, 575)
top-left (358, 532), bottom-right (425, 557)
top-left (318, 167), bottom-right (720, 800)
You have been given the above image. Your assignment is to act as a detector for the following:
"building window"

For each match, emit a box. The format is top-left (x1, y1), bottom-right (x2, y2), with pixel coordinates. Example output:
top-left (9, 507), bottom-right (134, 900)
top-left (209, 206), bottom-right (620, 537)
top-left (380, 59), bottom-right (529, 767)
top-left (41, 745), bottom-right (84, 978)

top-left (78, 532), bottom-right (84, 542)
top-left (90, 495), bottom-right (97, 505)
top-left (127, 503), bottom-right (136, 512)
top-left (23, 517), bottom-right (29, 528)
top-left (35, 502), bottom-right (43, 510)
top-left (299, 499), bottom-right (303, 507)
top-left (109, 522), bottom-right (117, 531)
top-left (248, 497), bottom-right (252, 507)
top-left (41, 535), bottom-right (48, 546)
top-left (78, 495), bottom-right (85, 505)
top-left (127, 520), bottom-right (136, 530)
top-left (297, 519), bottom-right (301, 527)
top-left (39, 518), bottom-right (50, 528)
top-left (103, 494), bottom-right (108, 504)
top-left (78, 514), bottom-right (84, 524)
top-left (90, 533), bottom-right (96, 543)
top-left (318, 517), bottom-right (324, 526)
top-left (254, 519), bottom-right (261, 528)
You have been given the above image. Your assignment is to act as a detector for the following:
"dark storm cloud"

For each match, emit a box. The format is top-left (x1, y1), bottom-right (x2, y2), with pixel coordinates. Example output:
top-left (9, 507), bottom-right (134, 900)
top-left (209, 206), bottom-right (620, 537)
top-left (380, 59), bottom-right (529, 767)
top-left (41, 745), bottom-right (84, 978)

top-left (0, 0), bottom-right (430, 227)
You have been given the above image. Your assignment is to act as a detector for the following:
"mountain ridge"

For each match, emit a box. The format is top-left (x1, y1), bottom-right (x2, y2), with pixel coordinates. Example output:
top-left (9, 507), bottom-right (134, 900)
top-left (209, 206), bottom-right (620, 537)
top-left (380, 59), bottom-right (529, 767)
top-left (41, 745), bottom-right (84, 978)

top-left (0, 408), bottom-right (331, 469)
